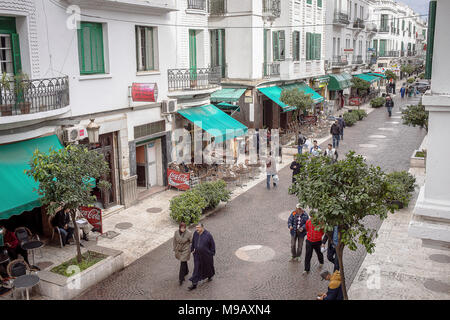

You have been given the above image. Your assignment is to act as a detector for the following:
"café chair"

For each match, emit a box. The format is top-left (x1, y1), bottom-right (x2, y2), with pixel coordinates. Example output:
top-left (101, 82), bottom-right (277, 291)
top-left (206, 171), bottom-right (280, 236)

top-left (48, 216), bottom-right (75, 249)
top-left (15, 227), bottom-right (42, 258)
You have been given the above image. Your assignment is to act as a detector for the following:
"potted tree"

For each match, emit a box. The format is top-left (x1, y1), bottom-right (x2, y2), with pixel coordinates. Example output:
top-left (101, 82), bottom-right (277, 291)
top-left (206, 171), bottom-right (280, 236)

top-left (98, 179), bottom-right (112, 209)
top-left (14, 72), bottom-right (31, 114)
top-left (385, 171), bottom-right (416, 209)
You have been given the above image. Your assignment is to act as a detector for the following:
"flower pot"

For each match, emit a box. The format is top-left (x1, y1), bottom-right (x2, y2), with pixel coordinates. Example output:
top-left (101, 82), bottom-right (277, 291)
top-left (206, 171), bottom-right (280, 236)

top-left (0, 104), bottom-right (13, 116)
top-left (19, 102), bottom-right (31, 114)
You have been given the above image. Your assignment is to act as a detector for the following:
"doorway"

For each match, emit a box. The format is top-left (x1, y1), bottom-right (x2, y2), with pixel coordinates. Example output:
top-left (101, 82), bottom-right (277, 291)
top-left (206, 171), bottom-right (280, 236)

top-left (136, 138), bottom-right (164, 194)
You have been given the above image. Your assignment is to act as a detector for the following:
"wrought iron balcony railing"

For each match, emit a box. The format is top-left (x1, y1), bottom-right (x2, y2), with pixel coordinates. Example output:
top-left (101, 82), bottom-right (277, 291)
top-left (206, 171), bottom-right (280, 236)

top-left (262, 62), bottom-right (280, 78)
top-left (168, 67), bottom-right (221, 91)
top-left (331, 55), bottom-right (348, 66)
top-left (366, 23), bottom-right (377, 32)
top-left (352, 55), bottom-right (364, 64)
top-left (407, 51), bottom-right (417, 57)
top-left (353, 18), bottom-right (365, 29)
top-left (208, 0), bottom-right (226, 15)
top-left (262, 0), bottom-right (281, 18)
top-left (379, 26), bottom-right (390, 33)
top-left (333, 12), bottom-right (350, 25)
top-left (378, 51), bottom-right (400, 58)
top-left (187, 0), bottom-right (206, 10)
top-left (0, 76), bottom-right (70, 117)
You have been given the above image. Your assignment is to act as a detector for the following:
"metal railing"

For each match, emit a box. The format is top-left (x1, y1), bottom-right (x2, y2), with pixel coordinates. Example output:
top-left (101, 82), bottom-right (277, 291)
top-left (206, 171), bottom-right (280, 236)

top-left (333, 12), bottom-right (350, 25)
top-left (262, 0), bottom-right (281, 18)
top-left (352, 55), bottom-right (364, 64)
top-left (187, 0), bottom-right (206, 10)
top-left (353, 18), bottom-right (365, 29)
top-left (331, 55), bottom-right (348, 66)
top-left (168, 67), bottom-right (221, 91)
top-left (0, 76), bottom-right (70, 117)
top-left (378, 51), bottom-right (399, 58)
top-left (262, 62), bottom-right (280, 78)
top-left (407, 51), bottom-right (417, 57)
top-left (379, 26), bottom-right (390, 33)
top-left (208, 0), bottom-right (226, 15)
top-left (366, 23), bottom-right (377, 32)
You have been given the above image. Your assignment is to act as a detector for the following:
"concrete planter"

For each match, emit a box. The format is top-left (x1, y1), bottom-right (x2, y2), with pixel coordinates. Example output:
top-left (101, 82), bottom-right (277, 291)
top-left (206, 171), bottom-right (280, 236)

top-left (37, 245), bottom-right (124, 300)
top-left (410, 149), bottom-right (426, 168)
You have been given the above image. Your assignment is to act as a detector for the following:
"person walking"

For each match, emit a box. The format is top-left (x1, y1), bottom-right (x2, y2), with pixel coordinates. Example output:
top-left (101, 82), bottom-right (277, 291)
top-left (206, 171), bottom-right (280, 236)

top-left (321, 226), bottom-right (340, 272)
top-left (188, 223), bottom-right (215, 291)
top-left (290, 156), bottom-right (301, 183)
top-left (323, 144), bottom-right (338, 163)
top-left (330, 120), bottom-right (341, 148)
top-left (337, 115), bottom-right (345, 141)
top-left (173, 222), bottom-right (192, 286)
top-left (400, 85), bottom-right (406, 99)
top-left (303, 218), bottom-right (325, 274)
top-left (297, 131), bottom-right (306, 155)
top-left (392, 81), bottom-right (396, 95)
top-left (385, 95), bottom-right (394, 117)
top-left (287, 205), bottom-right (309, 261)
top-left (317, 270), bottom-right (344, 300)
top-left (266, 152), bottom-right (278, 190)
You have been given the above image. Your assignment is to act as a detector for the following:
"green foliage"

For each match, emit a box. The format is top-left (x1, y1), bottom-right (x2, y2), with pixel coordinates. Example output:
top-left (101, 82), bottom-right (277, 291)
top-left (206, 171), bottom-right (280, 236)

top-left (419, 73), bottom-right (425, 79)
top-left (351, 77), bottom-right (370, 96)
top-left (51, 251), bottom-right (107, 277)
top-left (343, 111), bottom-right (359, 126)
top-left (280, 88), bottom-right (314, 119)
top-left (401, 64), bottom-right (415, 76)
top-left (385, 171), bottom-right (416, 207)
top-left (170, 180), bottom-right (231, 224)
top-left (370, 97), bottom-right (386, 108)
top-left (415, 150), bottom-right (426, 158)
top-left (407, 77), bottom-right (415, 84)
top-left (401, 103), bottom-right (428, 131)
top-left (384, 70), bottom-right (397, 81)
top-left (354, 109), bottom-right (367, 120)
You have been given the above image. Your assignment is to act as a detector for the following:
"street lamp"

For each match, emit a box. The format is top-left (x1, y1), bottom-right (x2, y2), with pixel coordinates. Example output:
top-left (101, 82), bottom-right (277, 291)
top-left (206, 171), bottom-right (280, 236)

top-left (86, 119), bottom-right (100, 145)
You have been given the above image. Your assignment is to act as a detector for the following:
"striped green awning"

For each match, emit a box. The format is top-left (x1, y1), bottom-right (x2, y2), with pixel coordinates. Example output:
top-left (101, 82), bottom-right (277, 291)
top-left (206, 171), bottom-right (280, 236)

top-left (210, 88), bottom-right (246, 103)
top-left (178, 104), bottom-right (247, 143)
top-left (327, 72), bottom-right (353, 91)
top-left (354, 73), bottom-right (380, 83)
top-left (0, 135), bottom-right (64, 220)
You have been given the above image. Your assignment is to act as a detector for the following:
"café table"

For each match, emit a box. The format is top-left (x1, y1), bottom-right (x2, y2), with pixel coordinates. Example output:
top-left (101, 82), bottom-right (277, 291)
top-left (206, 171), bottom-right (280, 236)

top-left (13, 274), bottom-right (40, 300)
top-left (21, 240), bottom-right (45, 267)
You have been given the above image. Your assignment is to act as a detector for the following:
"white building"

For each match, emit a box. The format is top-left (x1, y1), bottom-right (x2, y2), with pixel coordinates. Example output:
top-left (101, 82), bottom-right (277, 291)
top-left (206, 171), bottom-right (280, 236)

top-left (409, 0), bottom-right (450, 250)
top-left (0, 0), bottom-right (224, 223)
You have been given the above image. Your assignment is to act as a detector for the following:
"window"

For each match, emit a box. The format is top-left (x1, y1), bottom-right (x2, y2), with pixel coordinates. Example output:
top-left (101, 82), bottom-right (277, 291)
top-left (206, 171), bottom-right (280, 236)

top-left (136, 26), bottom-right (157, 72)
top-left (307, 0), bottom-right (312, 5)
top-left (380, 14), bottom-right (389, 31)
top-left (273, 30), bottom-right (285, 61)
top-left (317, 0), bottom-right (322, 8)
top-left (78, 22), bottom-right (105, 75)
top-left (306, 32), bottom-right (321, 60)
top-left (360, 6), bottom-right (364, 19)
top-left (210, 29), bottom-right (225, 77)
top-left (349, 1), bottom-right (352, 18)
top-left (0, 16), bottom-right (21, 75)
top-left (293, 31), bottom-right (300, 61)
top-left (402, 20), bottom-right (405, 30)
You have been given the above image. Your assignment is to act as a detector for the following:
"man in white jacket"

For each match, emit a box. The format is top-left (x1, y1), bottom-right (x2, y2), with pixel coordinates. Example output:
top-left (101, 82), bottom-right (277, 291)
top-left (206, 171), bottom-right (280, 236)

top-left (266, 152), bottom-right (278, 190)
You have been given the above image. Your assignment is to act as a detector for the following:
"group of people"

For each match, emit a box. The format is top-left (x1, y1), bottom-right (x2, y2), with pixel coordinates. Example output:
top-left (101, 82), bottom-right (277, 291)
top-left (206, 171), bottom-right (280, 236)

top-left (172, 222), bottom-right (216, 291)
top-left (399, 83), bottom-right (420, 99)
top-left (287, 205), bottom-right (343, 300)
top-left (0, 225), bottom-right (29, 266)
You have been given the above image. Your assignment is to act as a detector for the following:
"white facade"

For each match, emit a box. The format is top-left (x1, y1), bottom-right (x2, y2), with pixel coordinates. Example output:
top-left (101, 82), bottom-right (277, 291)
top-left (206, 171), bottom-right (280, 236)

top-left (409, 0), bottom-right (450, 251)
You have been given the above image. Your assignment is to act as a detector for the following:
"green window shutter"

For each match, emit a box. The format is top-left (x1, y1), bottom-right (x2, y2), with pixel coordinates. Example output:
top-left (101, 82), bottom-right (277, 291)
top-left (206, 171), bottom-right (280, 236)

top-left (315, 33), bottom-right (321, 60)
top-left (78, 22), bottom-right (105, 75)
top-left (11, 33), bottom-right (22, 75)
top-left (279, 30), bottom-right (285, 61)
top-left (293, 31), bottom-right (300, 61)
top-left (307, 0), bottom-right (312, 4)
top-left (273, 31), bottom-right (279, 61)
top-left (306, 32), bottom-right (311, 60)
top-left (318, 0), bottom-right (322, 7)
top-left (425, 1), bottom-right (436, 79)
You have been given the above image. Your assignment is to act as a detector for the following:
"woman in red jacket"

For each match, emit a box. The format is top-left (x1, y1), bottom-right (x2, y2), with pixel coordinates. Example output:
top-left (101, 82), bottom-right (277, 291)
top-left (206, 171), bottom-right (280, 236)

top-left (0, 225), bottom-right (29, 264)
top-left (303, 219), bottom-right (324, 274)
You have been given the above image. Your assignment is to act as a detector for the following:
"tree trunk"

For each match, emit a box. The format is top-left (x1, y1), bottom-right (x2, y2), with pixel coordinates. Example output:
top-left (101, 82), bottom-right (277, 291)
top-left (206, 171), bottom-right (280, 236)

top-left (336, 233), bottom-right (348, 300)
top-left (70, 210), bottom-right (82, 263)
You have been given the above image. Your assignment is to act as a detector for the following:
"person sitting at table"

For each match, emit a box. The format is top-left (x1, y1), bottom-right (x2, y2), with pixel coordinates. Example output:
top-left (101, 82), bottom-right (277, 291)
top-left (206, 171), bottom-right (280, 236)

top-left (52, 209), bottom-right (74, 246)
top-left (0, 225), bottom-right (29, 264)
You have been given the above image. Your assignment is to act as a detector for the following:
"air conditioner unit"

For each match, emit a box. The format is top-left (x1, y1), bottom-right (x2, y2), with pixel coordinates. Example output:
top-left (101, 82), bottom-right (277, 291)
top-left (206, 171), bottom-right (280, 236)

top-left (161, 99), bottom-right (178, 114)
top-left (63, 126), bottom-right (88, 143)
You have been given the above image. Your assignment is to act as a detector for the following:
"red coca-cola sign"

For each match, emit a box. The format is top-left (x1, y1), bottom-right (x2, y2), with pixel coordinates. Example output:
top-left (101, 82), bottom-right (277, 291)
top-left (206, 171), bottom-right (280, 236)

top-left (79, 206), bottom-right (103, 234)
top-left (167, 169), bottom-right (190, 190)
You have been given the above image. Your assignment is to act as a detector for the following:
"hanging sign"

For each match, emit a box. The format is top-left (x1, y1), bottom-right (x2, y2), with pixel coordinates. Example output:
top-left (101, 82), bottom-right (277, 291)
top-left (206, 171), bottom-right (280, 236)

top-left (79, 206), bottom-right (103, 234)
top-left (167, 169), bottom-right (190, 190)
top-left (131, 83), bottom-right (158, 102)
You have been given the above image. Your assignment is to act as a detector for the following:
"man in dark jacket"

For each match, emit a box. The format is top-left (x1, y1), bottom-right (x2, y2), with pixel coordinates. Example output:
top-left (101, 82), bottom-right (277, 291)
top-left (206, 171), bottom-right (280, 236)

top-left (321, 226), bottom-right (340, 272)
top-left (330, 120), bottom-right (341, 148)
top-left (385, 95), bottom-right (394, 117)
top-left (52, 209), bottom-right (74, 246)
top-left (288, 205), bottom-right (309, 261)
top-left (290, 157), bottom-right (301, 183)
top-left (297, 131), bottom-right (306, 155)
top-left (317, 270), bottom-right (344, 300)
top-left (337, 115), bottom-right (345, 141)
top-left (188, 223), bottom-right (215, 290)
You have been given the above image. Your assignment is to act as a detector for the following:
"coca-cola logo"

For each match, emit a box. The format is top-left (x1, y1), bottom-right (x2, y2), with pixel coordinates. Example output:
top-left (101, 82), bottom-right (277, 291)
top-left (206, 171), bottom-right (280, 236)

top-left (86, 209), bottom-right (101, 221)
top-left (168, 170), bottom-right (190, 190)
top-left (168, 171), bottom-right (189, 183)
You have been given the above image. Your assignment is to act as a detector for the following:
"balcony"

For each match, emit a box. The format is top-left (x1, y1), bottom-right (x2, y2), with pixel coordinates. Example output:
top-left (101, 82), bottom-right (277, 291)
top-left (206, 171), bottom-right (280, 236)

top-left (0, 76), bottom-right (70, 118)
top-left (262, 62), bottom-right (280, 78)
top-left (262, 0), bottom-right (281, 19)
top-left (378, 51), bottom-right (400, 58)
top-left (407, 51), bottom-right (417, 57)
top-left (208, 0), bottom-right (226, 15)
top-left (65, 0), bottom-right (177, 13)
top-left (187, 0), bottom-right (206, 10)
top-left (333, 12), bottom-right (350, 25)
top-left (167, 67), bottom-right (221, 91)
top-left (366, 23), bottom-right (377, 33)
top-left (379, 26), bottom-right (390, 33)
top-left (331, 55), bottom-right (348, 67)
top-left (352, 55), bottom-right (364, 64)
top-left (353, 18), bottom-right (365, 29)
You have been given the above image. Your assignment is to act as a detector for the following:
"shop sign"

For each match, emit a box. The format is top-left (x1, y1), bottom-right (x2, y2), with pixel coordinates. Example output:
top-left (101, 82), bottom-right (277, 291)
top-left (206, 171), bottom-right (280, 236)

top-left (168, 169), bottom-right (190, 190)
top-left (349, 97), bottom-right (362, 106)
top-left (244, 96), bottom-right (253, 104)
top-left (131, 83), bottom-right (158, 102)
top-left (79, 206), bottom-right (103, 234)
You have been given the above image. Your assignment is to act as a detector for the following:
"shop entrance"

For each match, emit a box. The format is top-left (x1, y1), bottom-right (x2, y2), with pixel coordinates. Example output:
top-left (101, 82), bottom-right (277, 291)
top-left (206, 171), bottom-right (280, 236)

top-left (136, 138), bottom-right (164, 194)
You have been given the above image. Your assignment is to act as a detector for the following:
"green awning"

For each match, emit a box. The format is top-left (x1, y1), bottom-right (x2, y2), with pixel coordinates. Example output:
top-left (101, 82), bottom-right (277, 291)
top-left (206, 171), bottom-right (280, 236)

top-left (258, 86), bottom-right (293, 112)
top-left (367, 72), bottom-right (387, 79)
top-left (281, 83), bottom-right (325, 103)
top-left (178, 104), bottom-right (247, 143)
top-left (0, 135), bottom-right (64, 220)
top-left (327, 72), bottom-right (353, 91)
top-left (210, 88), bottom-right (246, 103)
top-left (354, 73), bottom-right (380, 83)
top-left (216, 102), bottom-right (240, 111)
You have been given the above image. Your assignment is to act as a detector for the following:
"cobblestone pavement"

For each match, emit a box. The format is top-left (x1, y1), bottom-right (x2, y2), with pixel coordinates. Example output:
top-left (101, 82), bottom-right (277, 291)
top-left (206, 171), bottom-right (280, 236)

top-left (77, 95), bottom-right (426, 300)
